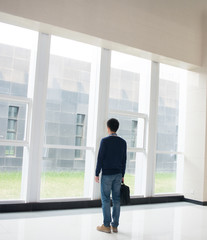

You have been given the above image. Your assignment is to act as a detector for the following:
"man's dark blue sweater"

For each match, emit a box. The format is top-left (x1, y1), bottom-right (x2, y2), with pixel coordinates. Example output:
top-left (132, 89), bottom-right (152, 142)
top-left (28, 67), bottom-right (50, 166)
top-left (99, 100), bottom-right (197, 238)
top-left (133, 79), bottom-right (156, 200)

top-left (95, 135), bottom-right (127, 177)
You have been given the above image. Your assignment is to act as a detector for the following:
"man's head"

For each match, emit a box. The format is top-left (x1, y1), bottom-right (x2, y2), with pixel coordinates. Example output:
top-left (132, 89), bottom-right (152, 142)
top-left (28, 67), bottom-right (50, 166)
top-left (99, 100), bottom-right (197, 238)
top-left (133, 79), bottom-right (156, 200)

top-left (107, 118), bottom-right (119, 133)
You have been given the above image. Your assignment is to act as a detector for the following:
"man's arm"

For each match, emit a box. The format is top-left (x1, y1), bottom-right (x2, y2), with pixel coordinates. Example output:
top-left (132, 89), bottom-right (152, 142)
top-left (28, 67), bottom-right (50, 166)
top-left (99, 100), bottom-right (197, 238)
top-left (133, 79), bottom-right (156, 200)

top-left (95, 139), bottom-right (105, 180)
top-left (122, 141), bottom-right (127, 178)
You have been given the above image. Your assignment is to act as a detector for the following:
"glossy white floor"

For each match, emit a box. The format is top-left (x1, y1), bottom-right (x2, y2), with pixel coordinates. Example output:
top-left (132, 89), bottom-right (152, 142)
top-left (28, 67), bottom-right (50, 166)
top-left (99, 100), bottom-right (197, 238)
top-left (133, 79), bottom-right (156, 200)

top-left (0, 202), bottom-right (207, 240)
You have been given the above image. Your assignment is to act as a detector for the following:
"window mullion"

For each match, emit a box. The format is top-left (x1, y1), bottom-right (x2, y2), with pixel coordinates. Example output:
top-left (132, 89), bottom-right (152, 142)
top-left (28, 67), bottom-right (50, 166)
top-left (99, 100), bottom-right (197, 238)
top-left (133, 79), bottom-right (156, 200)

top-left (145, 61), bottom-right (160, 197)
top-left (21, 33), bottom-right (51, 202)
top-left (86, 48), bottom-right (111, 200)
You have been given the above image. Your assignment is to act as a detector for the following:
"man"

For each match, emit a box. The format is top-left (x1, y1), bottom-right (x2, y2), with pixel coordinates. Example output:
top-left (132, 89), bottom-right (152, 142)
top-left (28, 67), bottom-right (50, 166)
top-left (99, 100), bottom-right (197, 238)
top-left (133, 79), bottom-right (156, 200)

top-left (95, 118), bottom-right (127, 233)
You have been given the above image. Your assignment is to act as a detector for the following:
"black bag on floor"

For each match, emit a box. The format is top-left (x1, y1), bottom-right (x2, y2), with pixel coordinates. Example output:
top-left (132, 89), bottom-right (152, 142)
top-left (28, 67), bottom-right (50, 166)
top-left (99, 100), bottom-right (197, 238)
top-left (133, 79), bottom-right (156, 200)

top-left (120, 183), bottom-right (130, 205)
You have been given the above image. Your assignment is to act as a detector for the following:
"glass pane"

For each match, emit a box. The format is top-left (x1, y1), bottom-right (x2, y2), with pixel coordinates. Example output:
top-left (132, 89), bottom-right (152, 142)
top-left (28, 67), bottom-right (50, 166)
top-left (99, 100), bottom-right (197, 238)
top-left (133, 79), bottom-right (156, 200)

top-left (0, 22), bottom-right (38, 97)
top-left (44, 36), bottom-right (100, 146)
top-left (41, 148), bottom-right (86, 199)
top-left (8, 106), bottom-right (19, 118)
top-left (77, 114), bottom-right (85, 124)
top-left (0, 100), bottom-right (27, 141)
top-left (109, 114), bottom-right (145, 148)
top-left (109, 51), bottom-right (151, 113)
top-left (157, 64), bottom-right (186, 152)
top-left (75, 149), bottom-right (82, 159)
top-left (7, 119), bottom-right (17, 131)
top-left (155, 154), bottom-right (177, 193)
top-left (6, 132), bottom-right (16, 140)
top-left (124, 152), bottom-right (145, 196)
top-left (124, 152), bottom-right (136, 195)
top-left (0, 146), bottom-right (23, 200)
top-left (75, 137), bottom-right (82, 146)
top-left (76, 125), bottom-right (83, 136)
top-left (5, 146), bottom-right (15, 156)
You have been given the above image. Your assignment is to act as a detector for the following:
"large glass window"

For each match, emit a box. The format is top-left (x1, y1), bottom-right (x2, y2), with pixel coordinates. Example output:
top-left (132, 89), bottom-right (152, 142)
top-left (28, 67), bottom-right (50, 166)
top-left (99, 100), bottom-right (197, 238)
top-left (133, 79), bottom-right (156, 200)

top-left (40, 36), bottom-right (100, 199)
top-left (0, 22), bottom-right (37, 97)
top-left (109, 51), bottom-right (151, 196)
top-left (0, 22), bottom-right (37, 200)
top-left (0, 102), bottom-right (27, 142)
top-left (41, 148), bottom-right (90, 198)
top-left (155, 154), bottom-right (177, 193)
top-left (0, 146), bottom-right (24, 199)
top-left (109, 51), bottom-right (150, 113)
top-left (0, 22), bottom-right (189, 203)
top-left (108, 114), bottom-right (145, 149)
top-left (125, 152), bottom-right (136, 195)
top-left (0, 100), bottom-right (31, 200)
top-left (155, 64), bottom-right (186, 194)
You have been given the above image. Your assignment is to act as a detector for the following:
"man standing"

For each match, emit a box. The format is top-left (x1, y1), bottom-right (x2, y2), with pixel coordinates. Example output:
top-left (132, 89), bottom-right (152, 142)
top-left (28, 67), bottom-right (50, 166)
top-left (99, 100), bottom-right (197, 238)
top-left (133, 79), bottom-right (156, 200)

top-left (95, 118), bottom-right (127, 233)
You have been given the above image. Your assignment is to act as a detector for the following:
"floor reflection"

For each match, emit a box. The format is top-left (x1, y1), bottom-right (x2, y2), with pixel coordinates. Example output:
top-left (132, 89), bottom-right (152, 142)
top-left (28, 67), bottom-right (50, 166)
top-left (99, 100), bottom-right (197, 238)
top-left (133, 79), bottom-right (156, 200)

top-left (1, 202), bottom-right (207, 240)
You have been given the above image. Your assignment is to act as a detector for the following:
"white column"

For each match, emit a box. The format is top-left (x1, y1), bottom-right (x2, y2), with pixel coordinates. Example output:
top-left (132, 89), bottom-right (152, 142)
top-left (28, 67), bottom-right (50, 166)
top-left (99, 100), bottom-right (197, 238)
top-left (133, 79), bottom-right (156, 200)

top-left (84, 48), bottom-right (101, 198)
top-left (21, 33), bottom-right (38, 201)
top-left (134, 60), bottom-right (151, 195)
top-left (145, 61), bottom-right (160, 197)
top-left (21, 33), bottom-right (51, 202)
top-left (176, 73), bottom-right (187, 193)
top-left (91, 48), bottom-right (111, 200)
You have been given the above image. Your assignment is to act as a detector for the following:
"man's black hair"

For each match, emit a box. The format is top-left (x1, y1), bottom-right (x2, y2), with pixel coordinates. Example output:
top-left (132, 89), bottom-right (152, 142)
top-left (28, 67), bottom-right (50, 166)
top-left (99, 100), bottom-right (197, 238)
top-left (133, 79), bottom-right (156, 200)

top-left (107, 118), bottom-right (119, 132)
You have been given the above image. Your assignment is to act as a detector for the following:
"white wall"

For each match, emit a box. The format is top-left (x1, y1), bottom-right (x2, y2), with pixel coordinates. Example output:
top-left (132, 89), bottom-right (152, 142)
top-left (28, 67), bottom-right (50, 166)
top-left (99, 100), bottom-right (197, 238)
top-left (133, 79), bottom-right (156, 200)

top-left (200, 11), bottom-right (207, 202)
top-left (183, 71), bottom-right (206, 201)
top-left (183, 11), bottom-right (207, 202)
top-left (0, 0), bottom-right (205, 67)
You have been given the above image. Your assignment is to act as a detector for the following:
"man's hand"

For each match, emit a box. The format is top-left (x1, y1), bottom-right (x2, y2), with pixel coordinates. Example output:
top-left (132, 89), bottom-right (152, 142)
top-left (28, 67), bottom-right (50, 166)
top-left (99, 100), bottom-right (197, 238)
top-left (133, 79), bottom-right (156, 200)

top-left (95, 176), bottom-right (99, 183)
top-left (122, 177), bottom-right (124, 183)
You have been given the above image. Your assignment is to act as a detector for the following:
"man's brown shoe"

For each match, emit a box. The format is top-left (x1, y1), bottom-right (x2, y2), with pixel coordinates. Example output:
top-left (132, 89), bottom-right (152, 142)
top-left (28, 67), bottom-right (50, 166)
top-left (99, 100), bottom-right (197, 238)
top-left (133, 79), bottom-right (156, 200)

top-left (97, 224), bottom-right (111, 233)
top-left (111, 226), bottom-right (118, 233)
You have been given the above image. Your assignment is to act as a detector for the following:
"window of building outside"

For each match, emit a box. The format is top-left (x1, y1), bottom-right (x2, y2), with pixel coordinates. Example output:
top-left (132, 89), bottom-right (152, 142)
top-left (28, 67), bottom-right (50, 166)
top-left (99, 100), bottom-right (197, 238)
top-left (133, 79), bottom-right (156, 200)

top-left (75, 114), bottom-right (85, 159)
top-left (109, 51), bottom-right (151, 196)
top-left (154, 64), bottom-right (186, 194)
top-left (40, 36), bottom-right (100, 199)
top-left (5, 106), bottom-right (19, 156)
top-left (0, 22), bottom-right (37, 200)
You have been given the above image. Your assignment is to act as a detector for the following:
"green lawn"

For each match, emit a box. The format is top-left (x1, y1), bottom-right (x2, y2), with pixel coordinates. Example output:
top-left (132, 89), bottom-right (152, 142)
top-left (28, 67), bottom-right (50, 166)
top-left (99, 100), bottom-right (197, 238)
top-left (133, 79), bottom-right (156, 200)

top-left (155, 172), bottom-right (176, 193)
top-left (0, 172), bottom-right (22, 199)
top-left (41, 171), bottom-right (85, 198)
top-left (0, 171), bottom-right (176, 199)
top-left (124, 173), bottom-right (135, 195)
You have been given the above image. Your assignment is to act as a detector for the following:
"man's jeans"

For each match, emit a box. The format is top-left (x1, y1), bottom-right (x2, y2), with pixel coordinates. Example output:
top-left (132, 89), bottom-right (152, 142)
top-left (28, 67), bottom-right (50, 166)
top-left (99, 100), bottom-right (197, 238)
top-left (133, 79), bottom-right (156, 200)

top-left (101, 173), bottom-right (122, 228)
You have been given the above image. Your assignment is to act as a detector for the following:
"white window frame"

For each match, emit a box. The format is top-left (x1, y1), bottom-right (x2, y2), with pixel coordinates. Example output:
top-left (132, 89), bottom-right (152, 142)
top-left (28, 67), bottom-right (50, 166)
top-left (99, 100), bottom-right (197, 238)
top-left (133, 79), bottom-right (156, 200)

top-left (109, 109), bottom-right (148, 152)
top-left (0, 21), bottom-right (186, 204)
top-left (38, 36), bottom-right (101, 201)
top-left (108, 111), bottom-right (148, 197)
top-left (151, 62), bottom-right (185, 197)
top-left (108, 54), bottom-right (150, 197)
top-left (0, 95), bottom-right (32, 204)
top-left (0, 94), bottom-right (32, 147)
